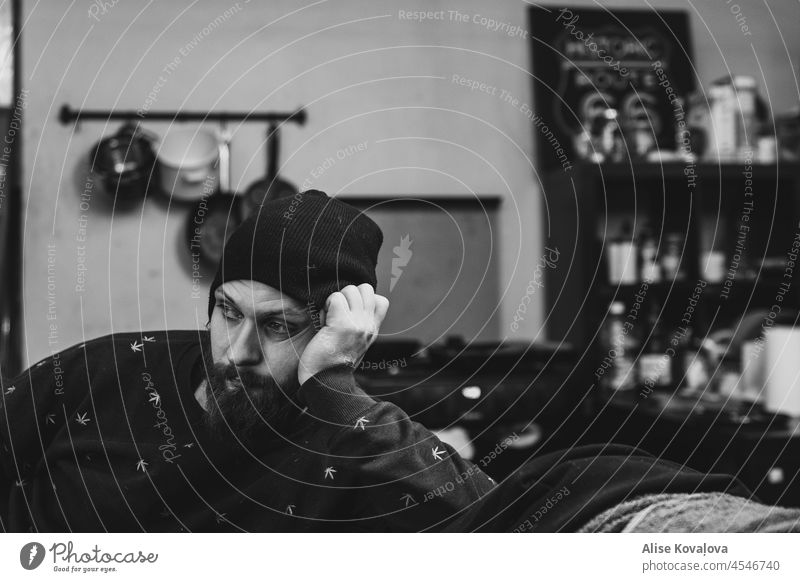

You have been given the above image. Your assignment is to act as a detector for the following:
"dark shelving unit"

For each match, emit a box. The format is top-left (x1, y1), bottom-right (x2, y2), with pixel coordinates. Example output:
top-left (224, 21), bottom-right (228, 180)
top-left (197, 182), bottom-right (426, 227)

top-left (544, 160), bottom-right (800, 348)
top-left (542, 159), bottom-right (800, 507)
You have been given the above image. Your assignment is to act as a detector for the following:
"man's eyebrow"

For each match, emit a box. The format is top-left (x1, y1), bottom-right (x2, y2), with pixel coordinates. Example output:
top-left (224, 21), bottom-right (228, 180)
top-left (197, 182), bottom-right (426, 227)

top-left (216, 290), bottom-right (307, 319)
top-left (258, 307), bottom-right (306, 319)
top-left (216, 290), bottom-right (239, 308)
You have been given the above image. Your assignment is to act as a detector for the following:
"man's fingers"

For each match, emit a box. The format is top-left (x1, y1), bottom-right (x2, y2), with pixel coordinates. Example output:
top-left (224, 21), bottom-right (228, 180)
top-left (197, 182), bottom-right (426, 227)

top-left (374, 295), bottom-right (390, 327)
top-left (339, 285), bottom-right (363, 313)
top-left (324, 286), bottom-right (386, 331)
top-left (324, 291), bottom-right (348, 320)
top-left (358, 283), bottom-right (375, 315)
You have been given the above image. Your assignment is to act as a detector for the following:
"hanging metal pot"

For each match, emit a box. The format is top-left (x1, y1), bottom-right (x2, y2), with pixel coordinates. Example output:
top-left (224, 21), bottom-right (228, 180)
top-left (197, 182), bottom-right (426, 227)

top-left (90, 122), bottom-right (157, 201)
top-left (241, 123), bottom-right (297, 218)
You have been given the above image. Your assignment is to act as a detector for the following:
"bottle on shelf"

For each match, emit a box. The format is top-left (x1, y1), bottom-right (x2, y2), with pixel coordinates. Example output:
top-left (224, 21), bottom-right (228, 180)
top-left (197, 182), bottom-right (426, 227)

top-left (601, 301), bottom-right (639, 391)
top-left (639, 224), bottom-right (662, 283)
top-left (660, 232), bottom-right (686, 281)
top-left (638, 303), bottom-right (672, 390)
top-left (607, 220), bottom-right (639, 285)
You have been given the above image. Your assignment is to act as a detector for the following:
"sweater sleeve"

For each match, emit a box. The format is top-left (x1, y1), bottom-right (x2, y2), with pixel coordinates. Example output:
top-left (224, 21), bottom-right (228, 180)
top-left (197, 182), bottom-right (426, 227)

top-left (298, 365), bottom-right (497, 531)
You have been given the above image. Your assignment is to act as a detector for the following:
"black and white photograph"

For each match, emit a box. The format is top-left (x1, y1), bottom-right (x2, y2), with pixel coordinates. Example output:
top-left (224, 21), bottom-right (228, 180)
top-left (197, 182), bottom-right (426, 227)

top-left (1, 0), bottom-right (800, 578)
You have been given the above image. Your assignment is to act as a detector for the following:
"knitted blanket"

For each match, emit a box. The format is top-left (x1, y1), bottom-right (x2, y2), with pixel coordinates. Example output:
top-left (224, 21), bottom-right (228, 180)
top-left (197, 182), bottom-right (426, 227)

top-left (579, 492), bottom-right (800, 532)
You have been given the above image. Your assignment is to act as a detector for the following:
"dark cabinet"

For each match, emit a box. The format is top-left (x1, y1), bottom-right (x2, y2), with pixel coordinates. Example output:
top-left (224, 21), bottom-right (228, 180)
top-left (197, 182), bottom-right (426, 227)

top-left (543, 160), bottom-right (800, 507)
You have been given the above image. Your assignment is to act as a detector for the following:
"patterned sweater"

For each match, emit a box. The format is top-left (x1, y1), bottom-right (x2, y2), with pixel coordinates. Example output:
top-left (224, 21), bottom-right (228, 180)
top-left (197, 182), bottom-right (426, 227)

top-left (0, 330), bottom-right (495, 532)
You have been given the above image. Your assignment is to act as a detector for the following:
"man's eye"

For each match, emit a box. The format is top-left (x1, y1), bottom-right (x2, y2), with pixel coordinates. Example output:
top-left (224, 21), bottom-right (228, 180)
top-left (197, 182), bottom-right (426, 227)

top-left (218, 303), bottom-right (241, 320)
top-left (265, 321), bottom-right (289, 334)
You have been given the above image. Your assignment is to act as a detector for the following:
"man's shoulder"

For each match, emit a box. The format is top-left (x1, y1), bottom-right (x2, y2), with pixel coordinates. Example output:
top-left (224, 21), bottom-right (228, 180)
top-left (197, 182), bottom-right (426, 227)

top-left (26, 330), bottom-right (206, 373)
top-left (82, 329), bottom-right (204, 348)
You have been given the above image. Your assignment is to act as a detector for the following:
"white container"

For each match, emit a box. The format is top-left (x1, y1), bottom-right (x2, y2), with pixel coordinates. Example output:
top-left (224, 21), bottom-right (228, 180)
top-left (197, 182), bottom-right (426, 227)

top-left (763, 326), bottom-right (800, 417)
top-left (608, 241), bottom-right (637, 284)
top-left (607, 223), bottom-right (638, 285)
top-left (757, 135), bottom-right (777, 163)
top-left (740, 339), bottom-right (766, 401)
top-left (733, 75), bottom-right (757, 152)
top-left (701, 250), bottom-right (726, 283)
top-left (709, 82), bottom-right (737, 159)
top-left (157, 128), bottom-right (219, 201)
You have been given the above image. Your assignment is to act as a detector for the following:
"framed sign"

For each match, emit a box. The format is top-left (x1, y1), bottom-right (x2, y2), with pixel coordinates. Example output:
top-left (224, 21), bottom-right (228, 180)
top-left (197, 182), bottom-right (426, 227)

top-left (529, 6), bottom-right (694, 169)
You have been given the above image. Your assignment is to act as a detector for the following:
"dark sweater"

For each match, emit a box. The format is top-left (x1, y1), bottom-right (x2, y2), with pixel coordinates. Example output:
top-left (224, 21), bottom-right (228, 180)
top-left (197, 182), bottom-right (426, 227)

top-left (0, 331), bottom-right (495, 532)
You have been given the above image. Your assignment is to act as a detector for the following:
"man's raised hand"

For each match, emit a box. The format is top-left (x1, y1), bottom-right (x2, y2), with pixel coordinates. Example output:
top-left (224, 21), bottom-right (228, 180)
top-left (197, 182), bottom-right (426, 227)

top-left (298, 284), bottom-right (390, 385)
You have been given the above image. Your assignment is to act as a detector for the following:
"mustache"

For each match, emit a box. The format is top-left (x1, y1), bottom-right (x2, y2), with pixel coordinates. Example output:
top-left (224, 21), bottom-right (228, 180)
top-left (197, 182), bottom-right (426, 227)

top-left (198, 334), bottom-right (300, 444)
top-left (218, 365), bottom-right (296, 390)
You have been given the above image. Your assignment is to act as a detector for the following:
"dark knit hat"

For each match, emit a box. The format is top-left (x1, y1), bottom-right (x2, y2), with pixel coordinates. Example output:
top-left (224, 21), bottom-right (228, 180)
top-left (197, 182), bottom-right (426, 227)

top-left (207, 190), bottom-right (383, 321)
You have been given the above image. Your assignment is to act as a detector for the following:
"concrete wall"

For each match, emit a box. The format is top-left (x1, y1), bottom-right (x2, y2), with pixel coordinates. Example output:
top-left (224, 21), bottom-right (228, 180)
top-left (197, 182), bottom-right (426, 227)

top-left (19, 0), bottom-right (800, 365)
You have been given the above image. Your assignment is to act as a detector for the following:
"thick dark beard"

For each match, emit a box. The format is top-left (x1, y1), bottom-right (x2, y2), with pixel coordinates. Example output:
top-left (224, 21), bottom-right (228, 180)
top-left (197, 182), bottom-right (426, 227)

top-left (199, 333), bottom-right (301, 447)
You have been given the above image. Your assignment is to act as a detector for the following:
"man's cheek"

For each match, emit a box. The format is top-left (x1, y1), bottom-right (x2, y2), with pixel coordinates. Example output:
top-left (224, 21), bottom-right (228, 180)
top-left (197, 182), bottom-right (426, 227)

top-left (267, 341), bottom-right (304, 381)
top-left (288, 327), bottom-right (315, 355)
top-left (207, 317), bottom-right (229, 363)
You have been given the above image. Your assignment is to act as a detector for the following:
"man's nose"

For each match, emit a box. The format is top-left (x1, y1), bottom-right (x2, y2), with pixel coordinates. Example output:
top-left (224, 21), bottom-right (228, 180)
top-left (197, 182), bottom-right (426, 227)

top-left (226, 322), bottom-right (263, 367)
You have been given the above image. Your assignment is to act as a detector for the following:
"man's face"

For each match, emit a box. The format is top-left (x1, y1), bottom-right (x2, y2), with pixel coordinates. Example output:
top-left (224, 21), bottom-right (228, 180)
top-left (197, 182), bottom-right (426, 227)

top-left (202, 280), bottom-right (316, 442)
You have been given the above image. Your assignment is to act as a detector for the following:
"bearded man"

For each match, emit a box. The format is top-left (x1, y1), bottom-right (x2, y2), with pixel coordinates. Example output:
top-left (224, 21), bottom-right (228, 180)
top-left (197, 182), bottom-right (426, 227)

top-left (0, 190), bottom-right (495, 532)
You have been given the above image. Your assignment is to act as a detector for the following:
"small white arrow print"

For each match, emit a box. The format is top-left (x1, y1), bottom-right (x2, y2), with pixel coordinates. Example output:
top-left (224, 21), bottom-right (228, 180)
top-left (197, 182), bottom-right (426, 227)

top-left (75, 412), bottom-right (91, 426)
top-left (354, 417), bottom-right (370, 430)
top-left (183, 443), bottom-right (195, 448)
top-left (143, 336), bottom-right (156, 342)
top-left (4, 385), bottom-right (15, 395)
top-left (148, 392), bottom-right (161, 405)
top-left (136, 459), bottom-right (148, 472)
top-left (400, 493), bottom-right (417, 507)
top-left (431, 446), bottom-right (445, 461)
top-left (130, 341), bottom-right (144, 352)
top-left (215, 513), bottom-right (227, 524)
top-left (324, 467), bottom-right (337, 480)
top-left (286, 504), bottom-right (295, 515)
top-left (15, 478), bottom-right (27, 488)
top-left (45, 414), bottom-right (56, 425)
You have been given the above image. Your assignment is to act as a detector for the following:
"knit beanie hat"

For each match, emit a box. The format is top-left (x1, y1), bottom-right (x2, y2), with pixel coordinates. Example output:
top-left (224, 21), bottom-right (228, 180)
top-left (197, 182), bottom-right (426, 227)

top-left (207, 190), bottom-right (383, 322)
